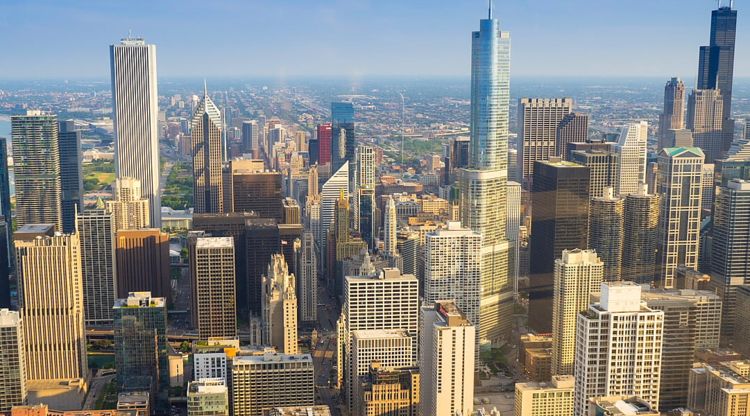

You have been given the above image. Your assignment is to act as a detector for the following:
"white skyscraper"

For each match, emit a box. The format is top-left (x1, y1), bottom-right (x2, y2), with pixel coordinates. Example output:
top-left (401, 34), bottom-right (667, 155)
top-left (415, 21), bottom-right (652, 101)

top-left (507, 181), bottom-right (522, 296)
top-left (551, 249), bottom-right (603, 376)
top-left (261, 254), bottom-right (298, 354)
top-left (320, 162), bottom-right (348, 272)
top-left (420, 301), bottom-right (475, 416)
top-left (383, 195), bottom-right (397, 256)
top-left (573, 282), bottom-right (664, 416)
top-left (110, 38), bottom-right (161, 226)
top-left (106, 176), bottom-right (151, 231)
top-left (615, 121), bottom-right (648, 196)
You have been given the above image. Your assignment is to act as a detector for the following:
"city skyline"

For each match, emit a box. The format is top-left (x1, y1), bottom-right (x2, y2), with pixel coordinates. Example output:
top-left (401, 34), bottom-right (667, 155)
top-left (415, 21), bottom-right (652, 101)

top-left (1, 1), bottom-right (749, 79)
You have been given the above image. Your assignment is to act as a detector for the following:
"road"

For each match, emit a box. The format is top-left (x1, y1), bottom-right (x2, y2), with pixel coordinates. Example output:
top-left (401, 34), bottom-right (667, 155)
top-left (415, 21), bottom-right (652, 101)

top-left (312, 279), bottom-right (343, 415)
top-left (82, 372), bottom-right (115, 410)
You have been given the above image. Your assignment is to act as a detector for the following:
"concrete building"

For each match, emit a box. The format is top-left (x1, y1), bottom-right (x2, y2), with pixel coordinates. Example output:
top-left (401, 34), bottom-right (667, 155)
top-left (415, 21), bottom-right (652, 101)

top-left (589, 187), bottom-right (624, 281)
top-left (187, 379), bottom-right (228, 416)
top-left (615, 121), bottom-right (649, 196)
top-left (0, 309), bottom-right (26, 412)
top-left (192, 86), bottom-right (225, 214)
top-left (77, 209), bottom-right (117, 326)
top-left (110, 38), bottom-right (161, 226)
top-left (574, 282), bottom-right (664, 416)
top-left (622, 185), bottom-right (660, 284)
top-left (383, 196), bottom-right (397, 256)
top-left (514, 375), bottom-right (574, 416)
top-left (106, 177), bottom-right (151, 231)
top-left (735, 285), bottom-right (750, 358)
top-left (551, 249), bottom-right (603, 376)
top-left (261, 255), bottom-right (298, 354)
top-left (570, 148), bottom-right (618, 200)
top-left (115, 229), bottom-right (170, 301)
top-left (189, 235), bottom-right (236, 339)
top-left (192, 339), bottom-right (240, 384)
top-left (517, 98), bottom-right (574, 186)
top-left (556, 112), bottom-right (589, 160)
top-left (358, 362), bottom-right (419, 416)
top-left (587, 396), bottom-right (659, 416)
top-left (230, 353), bottom-right (314, 416)
top-left (688, 360), bottom-right (750, 416)
top-left (57, 121), bottom-right (83, 234)
top-left (659, 78), bottom-right (687, 150)
top-left (687, 89), bottom-right (724, 163)
top-left (295, 232), bottom-right (317, 324)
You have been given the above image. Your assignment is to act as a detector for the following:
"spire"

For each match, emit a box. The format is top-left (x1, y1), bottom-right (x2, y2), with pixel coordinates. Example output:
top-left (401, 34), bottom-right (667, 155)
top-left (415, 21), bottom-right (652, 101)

top-left (488, 0), bottom-right (493, 19)
top-left (203, 79), bottom-right (208, 97)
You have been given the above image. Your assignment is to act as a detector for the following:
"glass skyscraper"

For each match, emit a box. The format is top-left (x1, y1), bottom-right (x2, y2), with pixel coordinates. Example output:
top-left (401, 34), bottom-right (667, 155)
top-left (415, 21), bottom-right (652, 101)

top-left (331, 102), bottom-right (355, 173)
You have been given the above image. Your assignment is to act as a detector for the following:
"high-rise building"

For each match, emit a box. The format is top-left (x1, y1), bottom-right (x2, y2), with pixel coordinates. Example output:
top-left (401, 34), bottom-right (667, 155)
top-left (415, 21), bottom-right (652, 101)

top-left (12, 111), bottom-right (62, 230)
top-left (14, 225), bottom-right (87, 384)
top-left (77, 208), bottom-right (117, 325)
top-left (735, 285), bottom-right (750, 358)
top-left (245, 219), bottom-right (281, 316)
top-left (420, 301), bottom-right (475, 416)
top-left (261, 254), bottom-right (298, 354)
top-left (659, 78), bottom-right (687, 150)
top-left (242, 120), bottom-right (259, 156)
top-left (529, 159), bottom-right (590, 332)
top-left (589, 187), bottom-right (624, 281)
top-left (514, 375), bottom-right (575, 416)
top-left (189, 235), bottom-right (236, 339)
top-left (507, 181), bottom-right (522, 295)
top-left (551, 249), bottom-right (603, 376)
top-left (0, 309), bottom-right (26, 412)
top-left (353, 145), bottom-right (375, 231)
top-left (320, 162), bottom-right (348, 276)
top-left (110, 38), bottom-right (161, 226)
top-left (331, 102), bottom-right (355, 172)
top-left (192, 339), bottom-right (239, 384)
top-left (106, 177), bottom-right (151, 231)
top-left (113, 291), bottom-right (167, 389)
top-left (225, 161), bottom-right (282, 220)
top-left (115, 229), bottom-right (170, 300)
top-left (192, 85), bottom-right (225, 214)
top-left (573, 282), bottom-right (664, 416)
top-left (656, 147), bottom-right (704, 288)
top-left (316, 123), bottom-right (332, 166)
top-left (0, 138), bottom-right (10, 234)
top-left (697, 5), bottom-right (737, 153)
top-left (688, 360), bottom-right (750, 416)
top-left (710, 179), bottom-right (750, 340)
top-left (0, 219), bottom-right (8, 309)
top-left (570, 149), bottom-right (617, 199)
top-left (295, 232), bottom-right (317, 324)
top-left (58, 121), bottom-right (83, 233)
top-left (460, 7), bottom-right (513, 342)
top-left (358, 362), bottom-right (419, 416)
top-left (358, 189), bottom-right (376, 249)
top-left (555, 112), bottom-right (589, 160)
top-left (187, 378), bottom-right (229, 416)
top-left (622, 184), bottom-right (659, 284)
top-left (230, 353), bottom-right (314, 416)
top-left (383, 195), bottom-right (397, 256)
top-left (615, 121), bottom-right (649, 196)
top-left (687, 89), bottom-right (724, 163)
top-left (517, 98), bottom-right (574, 186)
top-left (641, 287), bottom-right (722, 410)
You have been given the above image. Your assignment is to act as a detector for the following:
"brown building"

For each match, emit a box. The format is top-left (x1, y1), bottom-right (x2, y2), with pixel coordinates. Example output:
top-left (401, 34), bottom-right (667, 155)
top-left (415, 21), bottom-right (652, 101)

top-left (7, 405), bottom-right (131, 416)
top-left (226, 165), bottom-right (283, 221)
top-left (358, 363), bottom-right (420, 416)
top-left (115, 229), bottom-right (170, 301)
top-left (524, 348), bottom-right (552, 382)
top-left (245, 219), bottom-right (281, 316)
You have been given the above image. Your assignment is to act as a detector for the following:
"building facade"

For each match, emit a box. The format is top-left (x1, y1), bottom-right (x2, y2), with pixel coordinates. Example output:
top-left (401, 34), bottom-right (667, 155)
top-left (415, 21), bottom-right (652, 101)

top-left (189, 235), bottom-right (236, 339)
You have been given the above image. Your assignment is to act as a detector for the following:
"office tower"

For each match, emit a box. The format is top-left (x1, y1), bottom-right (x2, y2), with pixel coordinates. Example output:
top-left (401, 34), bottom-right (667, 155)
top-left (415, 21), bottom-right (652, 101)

top-left (245, 219), bottom-right (281, 316)
top-left (383, 195), bottom-right (397, 255)
top-left (358, 188), bottom-right (376, 249)
top-left (295, 232), bottom-right (317, 324)
top-left (187, 379), bottom-right (229, 416)
top-left (341, 269), bottom-right (419, 405)
top-left (517, 98), bottom-right (574, 186)
top-left (350, 330), bottom-right (414, 414)
top-left (225, 162), bottom-right (283, 221)
top-left (551, 249), bottom-right (603, 376)
top-left (242, 120), bottom-right (258, 155)
top-left (656, 147), bottom-right (704, 288)
top-left (353, 144), bottom-right (375, 230)
top-left (459, 8), bottom-right (513, 342)
top-left (77, 208), bottom-right (117, 325)
top-left (659, 78), bottom-right (687, 150)
top-left (702, 164), bottom-right (715, 214)
top-left (58, 121), bottom-right (83, 233)
top-left (507, 181), bottom-right (522, 294)
top-left (0, 309), bottom-right (26, 412)
top-left (687, 89), bottom-right (724, 163)
top-left (14, 225), bottom-right (87, 383)
top-left (622, 185), bottom-right (660, 284)
top-left (573, 282), bottom-right (664, 416)
top-left (423, 221), bottom-right (481, 356)
top-left (396, 231), bottom-right (418, 276)
top-left (192, 85), bottom-right (225, 214)
top-left (106, 177), bottom-right (151, 231)
top-left (115, 229), bottom-right (170, 300)
top-left (113, 291), bottom-right (167, 389)
top-left (320, 162), bottom-right (348, 275)
top-left (641, 288), bottom-right (722, 410)
top-left (0, 138), bottom-right (10, 232)
top-left (556, 112), bottom-right (589, 160)
top-left (735, 286), bottom-right (750, 358)
top-left (308, 165), bottom-right (319, 198)
top-left (514, 375), bottom-right (575, 416)
top-left (230, 353), bottom-right (314, 416)
top-left (529, 159), bottom-right (589, 332)
top-left (0, 219), bottom-right (7, 309)
top-left (110, 37), bottom-right (161, 227)
top-left (697, 5), bottom-right (737, 153)
top-left (331, 102), bottom-right (355, 172)
top-left (189, 235), bottom-right (236, 339)
top-left (420, 301), bottom-right (475, 416)
top-left (662, 129), bottom-right (695, 149)
top-left (589, 187), bottom-right (624, 281)
top-left (261, 255), bottom-right (298, 354)
top-left (358, 362), bottom-right (419, 416)
top-left (615, 121), bottom-right (648, 196)
top-left (570, 149), bottom-right (618, 199)
top-left (316, 123), bottom-right (332, 166)
top-left (11, 112), bottom-right (62, 230)
top-left (710, 179), bottom-right (750, 339)
top-left (688, 360), bottom-right (750, 416)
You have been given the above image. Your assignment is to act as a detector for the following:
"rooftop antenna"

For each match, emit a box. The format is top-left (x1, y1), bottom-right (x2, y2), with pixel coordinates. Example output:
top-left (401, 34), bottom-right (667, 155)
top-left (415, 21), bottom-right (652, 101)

top-left (203, 79), bottom-right (208, 97)
top-left (489, 0), bottom-right (493, 19)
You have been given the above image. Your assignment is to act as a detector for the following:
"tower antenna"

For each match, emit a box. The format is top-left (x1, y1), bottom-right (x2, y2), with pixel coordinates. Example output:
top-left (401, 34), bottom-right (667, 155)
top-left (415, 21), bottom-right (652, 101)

top-left (489, 0), bottom-right (493, 19)
top-left (204, 79), bottom-right (208, 97)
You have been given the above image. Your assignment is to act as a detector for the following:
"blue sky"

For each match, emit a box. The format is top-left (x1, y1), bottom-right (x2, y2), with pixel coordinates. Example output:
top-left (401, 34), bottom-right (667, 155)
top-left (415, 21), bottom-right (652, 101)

top-left (0, 0), bottom-right (746, 79)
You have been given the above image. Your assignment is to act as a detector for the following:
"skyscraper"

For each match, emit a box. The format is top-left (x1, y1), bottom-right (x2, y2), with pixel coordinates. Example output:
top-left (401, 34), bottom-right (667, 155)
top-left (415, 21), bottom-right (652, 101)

top-left (331, 102), bottom-right (355, 172)
top-left (507, 181), bottom-right (522, 295)
top-left (0, 309), bottom-right (26, 412)
top-left (588, 187), bottom-right (624, 281)
top-left (106, 177), bottom-right (151, 231)
top-left (295, 232), bottom-right (317, 324)
top-left (622, 184), bottom-right (660, 284)
top-left (555, 112), bottom-right (589, 160)
top-left (12, 111), bottom-right (62, 230)
top-left (225, 162), bottom-right (283, 221)
top-left (189, 235), bottom-right (237, 339)
top-left (320, 162), bottom-right (348, 276)
top-left (58, 121), bottom-right (83, 233)
top-left (0, 138), bottom-right (10, 232)
top-left (570, 148), bottom-right (618, 199)
top-left (77, 208), bottom-right (117, 325)
top-left (573, 282), bottom-right (664, 416)
top-left (316, 123), bottom-right (332, 166)
top-left (192, 85), bottom-right (225, 214)
top-left (551, 249), bottom-right (603, 376)
top-left (115, 228), bottom-right (171, 300)
top-left (656, 147), bottom-right (704, 288)
top-left (383, 195), bottom-right (397, 256)
top-left (529, 159), bottom-right (590, 333)
top-left (687, 88), bottom-right (724, 163)
top-left (261, 254), bottom-right (298, 354)
top-left (357, 362), bottom-right (420, 416)
top-left (517, 98), bottom-right (574, 186)
top-left (353, 144), bottom-right (375, 231)
top-left (0, 220), bottom-right (8, 309)
top-left (242, 120), bottom-right (259, 156)
top-left (615, 121), bottom-right (648, 196)
top-left (110, 37), bottom-right (161, 226)
top-left (688, 360), bottom-right (750, 416)
top-left (659, 78), bottom-right (686, 150)
top-left (460, 6), bottom-right (513, 343)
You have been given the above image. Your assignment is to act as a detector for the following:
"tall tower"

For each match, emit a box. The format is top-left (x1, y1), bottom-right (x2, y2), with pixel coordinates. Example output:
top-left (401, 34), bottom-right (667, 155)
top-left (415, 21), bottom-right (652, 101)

top-left (58, 120), bottom-right (83, 233)
top-left (383, 195), bottom-right (397, 256)
top-left (0, 138), bottom-right (10, 232)
top-left (556, 112), bottom-right (589, 160)
top-left (0, 309), bottom-right (26, 412)
top-left (192, 84), bottom-right (225, 214)
top-left (189, 234), bottom-right (237, 339)
top-left (517, 97), bottom-right (574, 185)
top-left (296, 232), bottom-right (317, 324)
top-left (331, 102), bottom-right (355, 173)
top-left (615, 121), bottom-right (648, 196)
top-left (658, 78), bottom-right (686, 150)
top-left (106, 177), bottom-right (151, 231)
top-left (110, 37), bottom-right (161, 226)
top-left (261, 254), bottom-right (298, 354)
top-left (11, 111), bottom-right (62, 230)
top-left (687, 88), bottom-right (724, 163)
top-left (588, 187), bottom-right (624, 281)
top-left (622, 184), bottom-right (659, 284)
top-left (459, 5), bottom-right (513, 343)
top-left (77, 208), bottom-right (117, 325)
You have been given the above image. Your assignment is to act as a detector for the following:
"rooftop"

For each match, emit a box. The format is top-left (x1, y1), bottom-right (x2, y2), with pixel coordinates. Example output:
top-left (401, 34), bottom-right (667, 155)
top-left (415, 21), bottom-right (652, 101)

top-left (0, 308), bottom-right (20, 327)
top-left (234, 352), bottom-right (312, 365)
top-left (435, 300), bottom-right (471, 326)
top-left (113, 292), bottom-right (165, 308)
top-left (351, 329), bottom-right (410, 340)
top-left (195, 236), bottom-right (234, 249)
top-left (589, 396), bottom-right (658, 415)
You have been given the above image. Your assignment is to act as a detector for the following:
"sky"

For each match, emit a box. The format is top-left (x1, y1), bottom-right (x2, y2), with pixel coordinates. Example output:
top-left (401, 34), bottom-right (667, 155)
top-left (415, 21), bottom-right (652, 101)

top-left (0, 0), bottom-right (747, 80)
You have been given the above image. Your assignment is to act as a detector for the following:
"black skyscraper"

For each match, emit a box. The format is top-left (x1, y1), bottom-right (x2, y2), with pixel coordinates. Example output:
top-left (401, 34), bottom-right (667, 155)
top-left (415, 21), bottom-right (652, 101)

top-left (58, 121), bottom-right (83, 233)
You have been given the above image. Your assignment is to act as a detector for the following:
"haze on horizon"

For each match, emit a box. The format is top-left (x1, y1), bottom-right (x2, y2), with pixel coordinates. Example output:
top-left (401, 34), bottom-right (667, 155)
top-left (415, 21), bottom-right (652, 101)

top-left (0, 0), bottom-right (747, 80)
